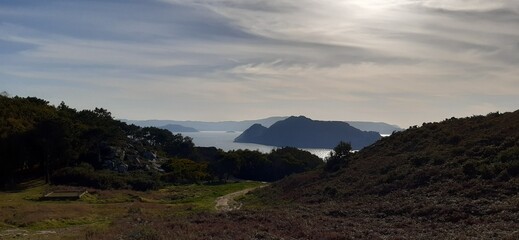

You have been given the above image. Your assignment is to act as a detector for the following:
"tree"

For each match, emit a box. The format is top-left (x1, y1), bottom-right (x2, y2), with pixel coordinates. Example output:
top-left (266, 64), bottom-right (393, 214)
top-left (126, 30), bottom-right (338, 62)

top-left (31, 118), bottom-right (78, 183)
top-left (213, 152), bottom-right (240, 181)
top-left (161, 158), bottom-right (209, 183)
top-left (325, 141), bottom-right (353, 172)
top-left (234, 150), bottom-right (272, 181)
top-left (268, 147), bottom-right (323, 180)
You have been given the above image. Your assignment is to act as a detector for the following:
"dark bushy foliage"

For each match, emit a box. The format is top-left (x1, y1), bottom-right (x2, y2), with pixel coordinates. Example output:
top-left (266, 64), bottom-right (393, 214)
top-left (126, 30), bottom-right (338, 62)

top-left (161, 158), bottom-right (209, 183)
top-left (325, 141), bottom-right (352, 172)
top-left (0, 95), bottom-right (195, 188)
top-left (232, 147), bottom-right (324, 181)
top-left (0, 95), bottom-right (325, 189)
top-left (127, 171), bottom-right (162, 191)
top-left (51, 164), bottom-right (161, 191)
top-left (51, 164), bottom-right (127, 190)
top-left (50, 163), bottom-right (100, 187)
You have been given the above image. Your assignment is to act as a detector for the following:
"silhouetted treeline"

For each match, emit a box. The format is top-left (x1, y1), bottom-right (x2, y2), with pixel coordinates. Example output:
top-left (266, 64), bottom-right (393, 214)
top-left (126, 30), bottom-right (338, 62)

top-left (0, 95), bottom-right (323, 190)
top-left (209, 147), bottom-right (323, 182)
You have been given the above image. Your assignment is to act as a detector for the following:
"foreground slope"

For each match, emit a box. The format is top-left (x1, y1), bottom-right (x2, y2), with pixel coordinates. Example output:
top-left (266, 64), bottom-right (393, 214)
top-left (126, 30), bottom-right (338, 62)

top-left (90, 111), bottom-right (517, 239)
top-left (275, 111), bottom-right (519, 200)
top-left (251, 110), bottom-right (519, 239)
top-left (91, 111), bottom-right (518, 240)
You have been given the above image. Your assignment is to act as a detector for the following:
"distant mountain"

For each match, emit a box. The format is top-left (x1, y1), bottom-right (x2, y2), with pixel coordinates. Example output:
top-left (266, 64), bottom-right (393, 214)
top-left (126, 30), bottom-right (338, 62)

top-left (160, 124), bottom-right (198, 133)
top-left (123, 117), bottom-right (401, 134)
top-left (123, 117), bottom-right (286, 132)
top-left (235, 116), bottom-right (382, 150)
top-left (347, 121), bottom-right (401, 135)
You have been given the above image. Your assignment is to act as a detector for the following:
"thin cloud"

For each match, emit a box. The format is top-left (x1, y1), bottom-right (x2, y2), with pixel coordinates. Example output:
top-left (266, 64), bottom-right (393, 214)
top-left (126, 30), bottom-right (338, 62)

top-left (0, 0), bottom-right (517, 127)
top-left (421, 0), bottom-right (519, 12)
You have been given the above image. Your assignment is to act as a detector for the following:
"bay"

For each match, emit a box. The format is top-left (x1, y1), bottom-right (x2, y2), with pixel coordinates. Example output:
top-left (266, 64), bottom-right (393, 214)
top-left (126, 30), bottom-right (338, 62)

top-left (182, 131), bottom-right (333, 159)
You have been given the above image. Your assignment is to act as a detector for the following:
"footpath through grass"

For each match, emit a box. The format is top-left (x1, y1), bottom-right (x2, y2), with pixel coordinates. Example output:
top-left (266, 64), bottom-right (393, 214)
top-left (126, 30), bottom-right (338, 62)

top-left (0, 180), bottom-right (267, 239)
top-left (160, 181), bottom-right (265, 210)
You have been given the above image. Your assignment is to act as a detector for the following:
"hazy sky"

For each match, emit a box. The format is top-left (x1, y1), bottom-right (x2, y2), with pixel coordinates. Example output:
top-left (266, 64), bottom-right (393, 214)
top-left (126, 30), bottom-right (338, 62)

top-left (1, 0), bottom-right (518, 127)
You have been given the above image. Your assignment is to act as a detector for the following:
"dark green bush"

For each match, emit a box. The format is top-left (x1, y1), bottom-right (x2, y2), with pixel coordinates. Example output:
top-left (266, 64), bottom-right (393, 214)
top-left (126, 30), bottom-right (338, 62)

top-left (325, 142), bottom-right (352, 172)
top-left (95, 171), bottom-right (128, 189)
top-left (51, 165), bottom-right (161, 191)
top-left (161, 158), bottom-right (209, 183)
top-left (127, 171), bottom-right (161, 191)
top-left (51, 163), bottom-right (98, 187)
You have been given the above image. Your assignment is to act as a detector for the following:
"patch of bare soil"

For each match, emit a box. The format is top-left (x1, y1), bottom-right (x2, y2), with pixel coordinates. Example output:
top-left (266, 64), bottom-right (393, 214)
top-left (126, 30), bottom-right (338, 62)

top-left (215, 186), bottom-right (265, 212)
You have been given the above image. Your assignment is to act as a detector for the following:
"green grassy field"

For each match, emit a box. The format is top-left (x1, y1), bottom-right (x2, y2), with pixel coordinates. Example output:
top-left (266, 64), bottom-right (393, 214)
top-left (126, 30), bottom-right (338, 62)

top-left (0, 180), bottom-right (266, 239)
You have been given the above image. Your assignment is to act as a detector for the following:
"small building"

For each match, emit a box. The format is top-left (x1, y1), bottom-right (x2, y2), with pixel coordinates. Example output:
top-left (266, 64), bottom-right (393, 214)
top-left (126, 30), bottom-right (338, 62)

top-left (41, 190), bottom-right (88, 201)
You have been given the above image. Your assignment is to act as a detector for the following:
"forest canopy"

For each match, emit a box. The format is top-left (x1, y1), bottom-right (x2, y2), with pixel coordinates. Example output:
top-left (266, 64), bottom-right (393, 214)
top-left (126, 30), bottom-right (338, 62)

top-left (0, 95), bottom-right (323, 190)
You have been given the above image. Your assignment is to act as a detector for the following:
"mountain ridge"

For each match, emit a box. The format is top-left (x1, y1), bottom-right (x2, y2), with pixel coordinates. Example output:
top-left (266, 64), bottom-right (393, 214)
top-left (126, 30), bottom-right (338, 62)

top-left (123, 117), bottom-right (401, 134)
top-left (235, 116), bottom-right (382, 150)
top-left (123, 117), bottom-right (286, 132)
top-left (160, 124), bottom-right (199, 133)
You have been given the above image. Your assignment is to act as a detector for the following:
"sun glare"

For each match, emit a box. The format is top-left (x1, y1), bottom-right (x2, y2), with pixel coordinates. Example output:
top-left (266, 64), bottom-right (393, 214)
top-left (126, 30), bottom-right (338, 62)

top-left (347, 0), bottom-right (407, 12)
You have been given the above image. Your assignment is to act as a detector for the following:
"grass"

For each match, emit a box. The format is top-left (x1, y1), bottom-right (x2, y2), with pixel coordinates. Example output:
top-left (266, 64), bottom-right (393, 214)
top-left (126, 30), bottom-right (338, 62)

top-left (161, 181), bottom-right (265, 210)
top-left (0, 180), bottom-right (267, 239)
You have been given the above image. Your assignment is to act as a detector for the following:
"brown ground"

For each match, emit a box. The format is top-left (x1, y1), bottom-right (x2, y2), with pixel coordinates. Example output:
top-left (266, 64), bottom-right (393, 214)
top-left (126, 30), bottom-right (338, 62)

top-left (215, 185), bottom-right (267, 212)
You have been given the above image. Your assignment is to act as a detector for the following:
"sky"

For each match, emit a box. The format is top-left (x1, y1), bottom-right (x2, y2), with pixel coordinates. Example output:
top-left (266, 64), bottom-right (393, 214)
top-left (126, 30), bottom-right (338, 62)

top-left (1, 0), bottom-right (518, 127)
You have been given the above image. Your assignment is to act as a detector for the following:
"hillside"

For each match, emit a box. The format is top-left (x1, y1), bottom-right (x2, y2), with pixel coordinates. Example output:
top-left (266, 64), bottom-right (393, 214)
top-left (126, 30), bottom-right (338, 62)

top-left (85, 110), bottom-right (518, 239)
top-left (244, 110), bottom-right (519, 239)
top-left (272, 111), bottom-right (519, 199)
top-left (3, 97), bottom-right (517, 239)
top-left (0, 95), bottom-right (198, 189)
top-left (0, 95), bottom-right (324, 190)
top-left (235, 116), bottom-right (382, 149)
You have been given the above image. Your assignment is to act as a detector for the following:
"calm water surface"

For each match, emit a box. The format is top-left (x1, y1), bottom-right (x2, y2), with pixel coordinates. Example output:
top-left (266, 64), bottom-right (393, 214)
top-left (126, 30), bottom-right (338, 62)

top-left (182, 131), bottom-right (332, 159)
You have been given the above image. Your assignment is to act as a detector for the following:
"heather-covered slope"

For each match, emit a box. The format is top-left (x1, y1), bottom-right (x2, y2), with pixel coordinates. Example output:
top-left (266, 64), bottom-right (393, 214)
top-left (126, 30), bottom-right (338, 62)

top-left (274, 111), bottom-right (519, 200)
top-left (12, 110), bottom-right (517, 240)
top-left (246, 111), bottom-right (519, 239)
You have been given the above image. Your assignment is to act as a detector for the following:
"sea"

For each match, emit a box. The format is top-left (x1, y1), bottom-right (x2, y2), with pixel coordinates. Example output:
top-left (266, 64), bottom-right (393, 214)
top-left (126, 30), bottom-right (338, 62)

top-left (182, 131), bottom-right (333, 159)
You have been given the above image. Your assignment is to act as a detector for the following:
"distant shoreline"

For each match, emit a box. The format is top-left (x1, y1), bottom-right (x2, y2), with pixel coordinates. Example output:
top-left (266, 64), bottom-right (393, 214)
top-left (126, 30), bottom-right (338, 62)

top-left (182, 131), bottom-right (333, 159)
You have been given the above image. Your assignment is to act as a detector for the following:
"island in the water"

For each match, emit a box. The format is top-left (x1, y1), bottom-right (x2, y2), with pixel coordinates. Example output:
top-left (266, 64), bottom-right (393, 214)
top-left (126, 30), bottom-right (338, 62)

top-left (124, 117), bottom-right (401, 135)
top-left (235, 116), bottom-right (382, 150)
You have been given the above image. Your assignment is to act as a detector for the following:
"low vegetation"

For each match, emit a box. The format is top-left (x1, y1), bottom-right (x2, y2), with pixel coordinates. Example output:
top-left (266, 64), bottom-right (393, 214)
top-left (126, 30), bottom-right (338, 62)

top-left (2, 94), bottom-right (518, 239)
top-left (0, 180), bottom-right (265, 239)
top-left (246, 110), bottom-right (519, 239)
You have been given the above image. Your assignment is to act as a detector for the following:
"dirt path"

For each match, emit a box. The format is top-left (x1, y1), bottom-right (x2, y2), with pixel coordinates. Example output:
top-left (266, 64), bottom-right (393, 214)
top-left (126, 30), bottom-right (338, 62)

top-left (215, 185), bottom-right (265, 212)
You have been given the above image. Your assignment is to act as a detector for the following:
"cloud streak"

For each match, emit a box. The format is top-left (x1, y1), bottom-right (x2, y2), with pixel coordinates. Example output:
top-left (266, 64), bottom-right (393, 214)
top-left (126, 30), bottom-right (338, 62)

top-left (0, 0), bottom-right (518, 126)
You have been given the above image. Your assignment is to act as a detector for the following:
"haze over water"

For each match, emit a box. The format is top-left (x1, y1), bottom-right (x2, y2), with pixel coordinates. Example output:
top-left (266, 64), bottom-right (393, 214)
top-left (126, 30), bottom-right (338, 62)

top-left (182, 131), bottom-right (333, 159)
